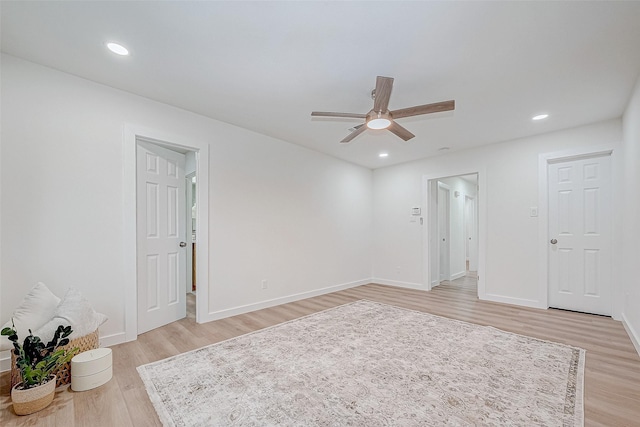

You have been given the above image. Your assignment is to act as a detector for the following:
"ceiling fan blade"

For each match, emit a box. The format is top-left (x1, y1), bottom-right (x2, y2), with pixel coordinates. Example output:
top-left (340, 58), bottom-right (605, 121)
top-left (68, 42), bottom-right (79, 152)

top-left (390, 100), bottom-right (455, 119)
top-left (387, 121), bottom-right (415, 141)
top-left (340, 124), bottom-right (368, 143)
top-left (311, 111), bottom-right (367, 119)
top-left (373, 76), bottom-right (394, 113)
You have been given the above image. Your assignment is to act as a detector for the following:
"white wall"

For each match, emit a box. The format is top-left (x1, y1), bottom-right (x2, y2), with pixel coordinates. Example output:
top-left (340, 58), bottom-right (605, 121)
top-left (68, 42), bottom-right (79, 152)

top-left (373, 119), bottom-right (622, 307)
top-left (0, 55), bottom-right (373, 361)
top-left (622, 75), bottom-right (640, 355)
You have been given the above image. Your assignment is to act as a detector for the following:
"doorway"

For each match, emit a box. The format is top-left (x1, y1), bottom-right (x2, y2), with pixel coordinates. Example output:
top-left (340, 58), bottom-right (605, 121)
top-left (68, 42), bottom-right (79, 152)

top-left (123, 124), bottom-right (211, 342)
top-left (136, 140), bottom-right (197, 333)
top-left (186, 163), bottom-right (197, 319)
top-left (427, 173), bottom-right (479, 293)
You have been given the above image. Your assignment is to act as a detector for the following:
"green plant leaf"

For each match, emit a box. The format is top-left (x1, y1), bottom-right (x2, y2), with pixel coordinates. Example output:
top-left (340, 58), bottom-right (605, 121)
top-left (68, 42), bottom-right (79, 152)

top-left (9, 323), bottom-right (76, 388)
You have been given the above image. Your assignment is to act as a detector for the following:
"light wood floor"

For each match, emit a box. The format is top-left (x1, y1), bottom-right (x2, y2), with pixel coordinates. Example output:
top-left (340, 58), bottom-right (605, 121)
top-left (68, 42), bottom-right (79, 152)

top-left (2, 276), bottom-right (640, 426)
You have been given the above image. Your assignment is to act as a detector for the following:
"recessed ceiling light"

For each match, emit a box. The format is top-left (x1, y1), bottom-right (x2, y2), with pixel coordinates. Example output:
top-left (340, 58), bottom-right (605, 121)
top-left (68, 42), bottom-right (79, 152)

top-left (106, 42), bottom-right (129, 56)
top-left (438, 147), bottom-right (450, 151)
top-left (379, 152), bottom-right (389, 158)
top-left (532, 114), bottom-right (549, 121)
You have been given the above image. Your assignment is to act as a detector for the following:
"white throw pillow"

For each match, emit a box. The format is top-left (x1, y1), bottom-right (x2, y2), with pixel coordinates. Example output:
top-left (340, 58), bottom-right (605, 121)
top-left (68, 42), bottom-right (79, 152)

top-left (34, 287), bottom-right (108, 344)
top-left (1, 282), bottom-right (61, 351)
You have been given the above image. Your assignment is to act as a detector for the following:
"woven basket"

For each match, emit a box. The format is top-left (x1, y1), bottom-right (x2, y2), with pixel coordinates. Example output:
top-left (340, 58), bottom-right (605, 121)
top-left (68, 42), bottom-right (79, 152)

top-left (10, 329), bottom-right (99, 389)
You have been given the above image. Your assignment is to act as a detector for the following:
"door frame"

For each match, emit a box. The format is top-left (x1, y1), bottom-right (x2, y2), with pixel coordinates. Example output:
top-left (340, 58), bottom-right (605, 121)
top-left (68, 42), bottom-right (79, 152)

top-left (123, 124), bottom-right (210, 341)
top-left (422, 168), bottom-right (486, 298)
top-left (538, 144), bottom-right (621, 319)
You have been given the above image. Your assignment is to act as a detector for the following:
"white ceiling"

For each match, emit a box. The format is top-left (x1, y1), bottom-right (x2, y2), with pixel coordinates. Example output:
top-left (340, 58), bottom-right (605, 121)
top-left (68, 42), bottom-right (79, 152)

top-left (2, 1), bottom-right (640, 169)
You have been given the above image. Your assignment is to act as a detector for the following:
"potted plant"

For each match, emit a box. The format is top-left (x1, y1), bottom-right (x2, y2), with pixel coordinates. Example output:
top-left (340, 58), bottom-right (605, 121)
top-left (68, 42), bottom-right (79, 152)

top-left (1, 321), bottom-right (78, 415)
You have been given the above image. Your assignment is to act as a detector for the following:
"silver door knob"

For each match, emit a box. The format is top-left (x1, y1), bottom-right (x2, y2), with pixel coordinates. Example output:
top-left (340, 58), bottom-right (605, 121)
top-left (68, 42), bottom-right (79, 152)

top-left (179, 242), bottom-right (187, 247)
top-left (550, 239), bottom-right (557, 244)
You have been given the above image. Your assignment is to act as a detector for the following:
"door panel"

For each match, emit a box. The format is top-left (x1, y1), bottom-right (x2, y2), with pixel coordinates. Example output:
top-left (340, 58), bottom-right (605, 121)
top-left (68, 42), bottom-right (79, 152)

top-left (548, 154), bottom-right (612, 315)
top-left (438, 185), bottom-right (450, 283)
top-left (465, 195), bottom-right (478, 272)
top-left (137, 141), bottom-right (187, 333)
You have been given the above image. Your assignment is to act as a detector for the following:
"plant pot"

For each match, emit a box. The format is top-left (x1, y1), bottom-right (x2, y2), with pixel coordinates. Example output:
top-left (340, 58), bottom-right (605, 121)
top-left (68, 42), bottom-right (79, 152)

top-left (11, 375), bottom-right (57, 416)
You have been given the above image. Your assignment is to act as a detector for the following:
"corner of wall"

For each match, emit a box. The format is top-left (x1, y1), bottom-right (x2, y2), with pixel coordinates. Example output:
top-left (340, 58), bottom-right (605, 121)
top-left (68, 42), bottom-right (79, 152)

top-left (622, 312), bottom-right (640, 357)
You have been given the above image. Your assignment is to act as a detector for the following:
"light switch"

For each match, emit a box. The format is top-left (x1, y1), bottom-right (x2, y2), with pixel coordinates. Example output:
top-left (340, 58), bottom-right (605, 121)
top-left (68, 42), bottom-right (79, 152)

top-left (530, 207), bottom-right (538, 217)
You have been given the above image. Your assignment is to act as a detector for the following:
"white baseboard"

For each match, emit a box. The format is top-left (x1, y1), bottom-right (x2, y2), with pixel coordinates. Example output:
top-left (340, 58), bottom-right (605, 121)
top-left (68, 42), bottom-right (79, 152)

top-left (451, 271), bottom-right (466, 280)
top-left (622, 312), bottom-right (640, 358)
top-left (372, 278), bottom-right (427, 291)
top-left (202, 278), bottom-right (371, 322)
top-left (100, 332), bottom-right (126, 348)
top-left (482, 293), bottom-right (546, 310)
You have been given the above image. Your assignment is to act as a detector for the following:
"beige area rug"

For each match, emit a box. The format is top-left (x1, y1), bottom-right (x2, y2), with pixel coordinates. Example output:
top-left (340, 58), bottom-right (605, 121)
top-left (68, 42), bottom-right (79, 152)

top-left (137, 300), bottom-right (585, 426)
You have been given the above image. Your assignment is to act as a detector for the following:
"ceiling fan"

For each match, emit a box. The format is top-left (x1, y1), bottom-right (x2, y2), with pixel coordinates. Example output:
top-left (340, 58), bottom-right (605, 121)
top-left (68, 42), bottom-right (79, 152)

top-left (311, 76), bottom-right (455, 143)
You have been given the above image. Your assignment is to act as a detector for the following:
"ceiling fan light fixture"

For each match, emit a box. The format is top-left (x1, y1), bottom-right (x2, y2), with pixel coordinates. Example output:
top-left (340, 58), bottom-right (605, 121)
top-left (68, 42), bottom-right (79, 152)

top-left (366, 111), bottom-right (391, 129)
top-left (367, 118), bottom-right (391, 129)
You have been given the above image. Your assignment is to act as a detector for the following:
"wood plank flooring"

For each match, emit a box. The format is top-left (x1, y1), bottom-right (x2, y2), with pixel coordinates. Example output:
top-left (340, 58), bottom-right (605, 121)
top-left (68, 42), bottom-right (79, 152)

top-left (2, 276), bottom-right (639, 426)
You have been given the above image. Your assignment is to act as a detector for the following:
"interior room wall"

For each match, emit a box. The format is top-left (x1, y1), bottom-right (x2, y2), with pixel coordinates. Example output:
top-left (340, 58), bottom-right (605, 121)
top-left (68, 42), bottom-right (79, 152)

top-left (622, 74), bottom-right (640, 354)
top-left (0, 54), bottom-right (373, 364)
top-left (372, 119), bottom-right (622, 307)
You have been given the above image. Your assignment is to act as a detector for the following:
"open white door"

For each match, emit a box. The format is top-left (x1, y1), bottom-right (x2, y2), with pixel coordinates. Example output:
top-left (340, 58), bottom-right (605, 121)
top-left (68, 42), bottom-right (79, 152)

top-left (548, 153), bottom-right (612, 315)
top-left (137, 141), bottom-right (187, 333)
top-left (437, 183), bottom-right (450, 284)
top-left (465, 195), bottom-right (478, 272)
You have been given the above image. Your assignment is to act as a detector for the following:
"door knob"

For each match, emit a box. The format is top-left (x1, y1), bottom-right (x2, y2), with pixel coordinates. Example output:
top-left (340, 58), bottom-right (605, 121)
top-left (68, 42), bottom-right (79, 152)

top-left (550, 239), bottom-right (557, 245)
top-left (179, 242), bottom-right (187, 247)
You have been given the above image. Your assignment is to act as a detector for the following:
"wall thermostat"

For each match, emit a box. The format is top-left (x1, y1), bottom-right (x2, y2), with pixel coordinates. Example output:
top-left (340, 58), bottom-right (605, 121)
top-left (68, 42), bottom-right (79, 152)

top-left (411, 207), bottom-right (421, 216)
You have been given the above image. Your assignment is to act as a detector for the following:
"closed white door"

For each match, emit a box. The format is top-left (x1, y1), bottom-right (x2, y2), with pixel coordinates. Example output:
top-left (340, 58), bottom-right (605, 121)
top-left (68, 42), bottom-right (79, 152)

top-left (438, 185), bottom-right (450, 283)
top-left (548, 154), bottom-right (612, 315)
top-left (137, 141), bottom-right (187, 333)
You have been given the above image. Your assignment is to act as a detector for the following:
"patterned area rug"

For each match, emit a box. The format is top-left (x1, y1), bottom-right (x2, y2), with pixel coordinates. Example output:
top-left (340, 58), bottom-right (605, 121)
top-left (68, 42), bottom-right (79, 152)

top-left (137, 300), bottom-right (585, 426)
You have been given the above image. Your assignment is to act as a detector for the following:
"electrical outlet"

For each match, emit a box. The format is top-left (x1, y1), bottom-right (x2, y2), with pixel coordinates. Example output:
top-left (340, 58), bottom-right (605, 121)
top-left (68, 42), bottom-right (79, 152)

top-left (261, 279), bottom-right (268, 290)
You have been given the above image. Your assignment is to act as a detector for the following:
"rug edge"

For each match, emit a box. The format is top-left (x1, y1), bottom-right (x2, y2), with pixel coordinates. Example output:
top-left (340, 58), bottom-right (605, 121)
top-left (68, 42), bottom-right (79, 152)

top-left (361, 300), bottom-right (587, 353)
top-left (137, 299), bottom-right (368, 371)
top-left (137, 365), bottom-right (177, 427)
top-left (574, 348), bottom-right (586, 427)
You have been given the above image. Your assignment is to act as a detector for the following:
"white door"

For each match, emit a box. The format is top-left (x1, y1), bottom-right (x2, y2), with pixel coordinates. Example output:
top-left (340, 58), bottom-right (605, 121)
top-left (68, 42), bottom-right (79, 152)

top-left (137, 141), bottom-right (187, 333)
top-left (465, 195), bottom-right (478, 272)
top-left (438, 184), bottom-right (450, 283)
top-left (548, 154), bottom-right (612, 315)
